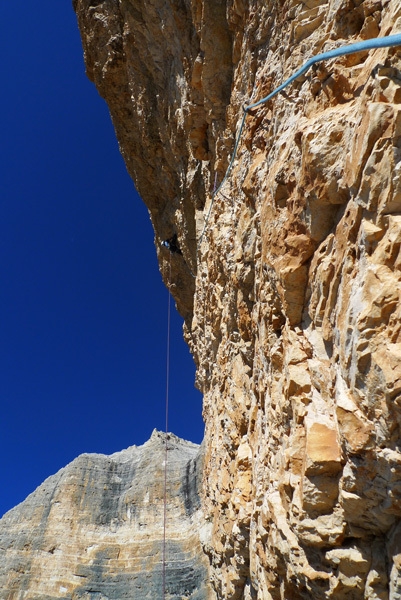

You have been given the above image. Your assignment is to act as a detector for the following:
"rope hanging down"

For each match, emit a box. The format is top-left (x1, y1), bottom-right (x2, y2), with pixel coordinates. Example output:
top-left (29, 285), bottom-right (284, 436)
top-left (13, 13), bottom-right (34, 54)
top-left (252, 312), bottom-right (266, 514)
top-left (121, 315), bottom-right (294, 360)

top-left (197, 32), bottom-right (401, 248)
top-left (158, 33), bottom-right (401, 595)
top-left (162, 255), bottom-right (172, 599)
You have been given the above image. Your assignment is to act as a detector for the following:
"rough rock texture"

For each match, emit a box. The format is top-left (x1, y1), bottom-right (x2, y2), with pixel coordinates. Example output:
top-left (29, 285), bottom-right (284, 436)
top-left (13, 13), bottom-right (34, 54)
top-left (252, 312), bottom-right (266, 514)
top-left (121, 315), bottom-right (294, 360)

top-left (0, 431), bottom-right (212, 599)
top-left (72, 1), bottom-right (401, 598)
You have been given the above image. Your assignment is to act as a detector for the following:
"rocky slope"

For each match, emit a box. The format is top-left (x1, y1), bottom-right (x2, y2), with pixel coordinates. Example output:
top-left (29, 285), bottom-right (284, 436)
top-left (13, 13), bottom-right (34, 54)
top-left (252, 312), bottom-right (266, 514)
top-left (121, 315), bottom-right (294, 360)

top-left (72, 1), bottom-right (401, 598)
top-left (0, 431), bottom-right (211, 599)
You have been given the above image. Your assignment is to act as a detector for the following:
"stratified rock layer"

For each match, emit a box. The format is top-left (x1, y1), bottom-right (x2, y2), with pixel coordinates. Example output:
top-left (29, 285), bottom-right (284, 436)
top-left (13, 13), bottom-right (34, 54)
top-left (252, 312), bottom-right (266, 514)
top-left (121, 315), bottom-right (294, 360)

top-left (0, 431), bottom-right (212, 599)
top-left (73, 1), bottom-right (401, 598)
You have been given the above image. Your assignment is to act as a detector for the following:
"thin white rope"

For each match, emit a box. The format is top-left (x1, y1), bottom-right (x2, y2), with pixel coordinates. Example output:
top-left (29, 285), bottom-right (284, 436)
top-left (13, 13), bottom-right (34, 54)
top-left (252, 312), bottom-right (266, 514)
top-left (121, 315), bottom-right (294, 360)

top-left (162, 255), bottom-right (171, 599)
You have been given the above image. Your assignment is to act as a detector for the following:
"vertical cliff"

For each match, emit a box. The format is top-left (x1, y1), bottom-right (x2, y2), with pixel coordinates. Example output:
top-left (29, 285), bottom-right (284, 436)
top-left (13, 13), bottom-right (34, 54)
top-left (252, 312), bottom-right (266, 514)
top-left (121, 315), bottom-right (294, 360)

top-left (72, 1), bottom-right (401, 598)
top-left (0, 431), bottom-right (211, 599)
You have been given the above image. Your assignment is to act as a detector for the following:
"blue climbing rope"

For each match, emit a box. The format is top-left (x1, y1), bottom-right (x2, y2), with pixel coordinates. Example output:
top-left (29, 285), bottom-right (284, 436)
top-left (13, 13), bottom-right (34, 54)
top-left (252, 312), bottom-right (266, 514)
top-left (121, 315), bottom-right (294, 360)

top-left (197, 32), bottom-right (401, 248)
top-left (246, 33), bottom-right (401, 112)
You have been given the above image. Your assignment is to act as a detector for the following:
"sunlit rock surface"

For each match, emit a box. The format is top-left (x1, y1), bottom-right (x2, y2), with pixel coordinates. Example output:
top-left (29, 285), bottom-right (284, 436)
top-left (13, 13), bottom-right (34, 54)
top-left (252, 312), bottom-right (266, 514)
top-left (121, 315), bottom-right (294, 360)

top-left (72, 1), bottom-right (401, 598)
top-left (0, 431), bottom-right (212, 599)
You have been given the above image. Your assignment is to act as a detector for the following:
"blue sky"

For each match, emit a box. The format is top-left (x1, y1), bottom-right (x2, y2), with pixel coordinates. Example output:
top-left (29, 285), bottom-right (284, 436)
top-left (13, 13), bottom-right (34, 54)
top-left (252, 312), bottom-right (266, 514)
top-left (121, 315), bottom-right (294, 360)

top-left (0, 2), bottom-right (203, 518)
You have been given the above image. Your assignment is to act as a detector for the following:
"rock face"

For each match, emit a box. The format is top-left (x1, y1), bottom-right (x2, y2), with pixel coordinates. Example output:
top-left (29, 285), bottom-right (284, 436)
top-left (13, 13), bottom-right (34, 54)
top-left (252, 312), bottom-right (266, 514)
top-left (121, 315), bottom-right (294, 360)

top-left (0, 431), bottom-right (212, 599)
top-left (71, 1), bottom-right (401, 598)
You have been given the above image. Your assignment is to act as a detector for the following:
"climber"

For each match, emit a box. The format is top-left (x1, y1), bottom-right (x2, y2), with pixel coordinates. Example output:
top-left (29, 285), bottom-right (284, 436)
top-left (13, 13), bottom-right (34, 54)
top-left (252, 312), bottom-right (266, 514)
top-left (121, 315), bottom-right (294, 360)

top-left (162, 234), bottom-right (182, 255)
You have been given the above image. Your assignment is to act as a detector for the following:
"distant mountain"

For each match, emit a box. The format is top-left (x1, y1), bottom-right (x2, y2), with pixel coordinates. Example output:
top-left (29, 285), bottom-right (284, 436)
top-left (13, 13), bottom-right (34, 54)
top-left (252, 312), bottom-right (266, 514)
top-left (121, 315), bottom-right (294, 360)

top-left (0, 430), bottom-right (213, 599)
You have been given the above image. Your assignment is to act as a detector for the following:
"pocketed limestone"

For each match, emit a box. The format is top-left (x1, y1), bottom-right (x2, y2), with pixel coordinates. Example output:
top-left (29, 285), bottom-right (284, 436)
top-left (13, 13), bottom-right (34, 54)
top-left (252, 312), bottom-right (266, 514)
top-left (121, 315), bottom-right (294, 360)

top-left (71, 0), bottom-right (401, 597)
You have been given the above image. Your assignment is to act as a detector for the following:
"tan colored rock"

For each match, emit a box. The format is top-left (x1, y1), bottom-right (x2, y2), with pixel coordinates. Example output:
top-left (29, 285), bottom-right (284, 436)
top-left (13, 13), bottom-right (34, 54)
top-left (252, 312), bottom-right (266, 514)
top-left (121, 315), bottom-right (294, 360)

top-left (304, 420), bottom-right (342, 476)
top-left (70, 0), bottom-right (401, 597)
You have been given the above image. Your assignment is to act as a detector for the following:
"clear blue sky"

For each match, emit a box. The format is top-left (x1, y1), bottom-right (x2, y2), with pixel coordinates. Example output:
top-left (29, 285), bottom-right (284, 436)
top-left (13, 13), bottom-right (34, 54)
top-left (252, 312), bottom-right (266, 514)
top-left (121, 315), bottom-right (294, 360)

top-left (0, 2), bottom-right (203, 518)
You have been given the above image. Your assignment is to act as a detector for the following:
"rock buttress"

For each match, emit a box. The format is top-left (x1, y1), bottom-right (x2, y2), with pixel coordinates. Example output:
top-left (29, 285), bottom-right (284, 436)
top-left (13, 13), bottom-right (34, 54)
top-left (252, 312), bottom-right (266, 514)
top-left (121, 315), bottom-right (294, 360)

top-left (0, 431), bottom-right (213, 599)
top-left (74, 1), bottom-right (401, 598)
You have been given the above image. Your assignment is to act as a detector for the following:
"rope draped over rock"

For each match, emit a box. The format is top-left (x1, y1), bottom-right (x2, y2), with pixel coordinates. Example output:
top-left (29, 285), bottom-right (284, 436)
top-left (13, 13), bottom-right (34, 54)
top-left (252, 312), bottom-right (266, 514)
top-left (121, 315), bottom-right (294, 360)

top-left (197, 32), bottom-right (401, 250)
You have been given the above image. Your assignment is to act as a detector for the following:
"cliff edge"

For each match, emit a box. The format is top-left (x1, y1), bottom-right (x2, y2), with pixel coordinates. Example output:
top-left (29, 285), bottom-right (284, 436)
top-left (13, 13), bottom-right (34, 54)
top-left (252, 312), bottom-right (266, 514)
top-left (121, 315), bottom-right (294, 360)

top-left (73, 1), bottom-right (401, 598)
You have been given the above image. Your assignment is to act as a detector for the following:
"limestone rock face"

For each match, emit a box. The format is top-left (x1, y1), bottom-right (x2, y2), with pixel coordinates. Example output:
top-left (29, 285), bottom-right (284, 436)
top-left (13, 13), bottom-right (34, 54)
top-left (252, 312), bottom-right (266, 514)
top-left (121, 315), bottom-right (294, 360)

top-left (73, 1), bottom-right (401, 598)
top-left (0, 431), bottom-right (212, 599)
